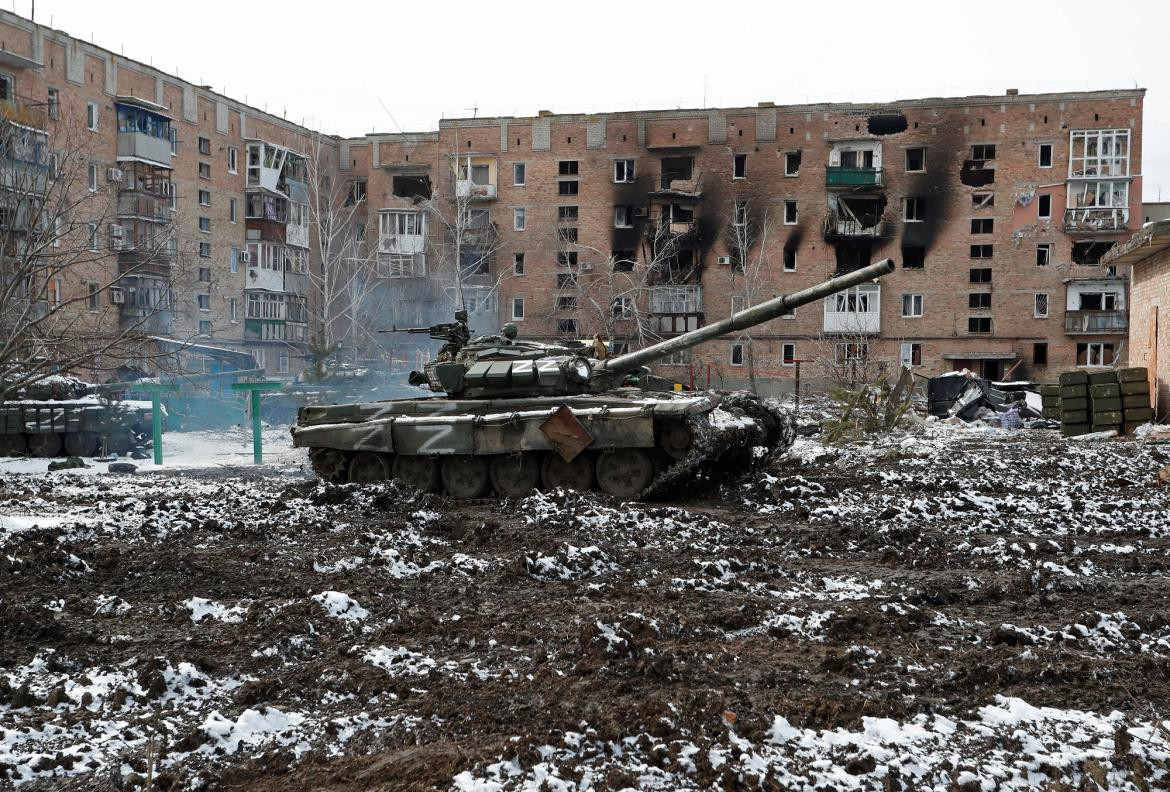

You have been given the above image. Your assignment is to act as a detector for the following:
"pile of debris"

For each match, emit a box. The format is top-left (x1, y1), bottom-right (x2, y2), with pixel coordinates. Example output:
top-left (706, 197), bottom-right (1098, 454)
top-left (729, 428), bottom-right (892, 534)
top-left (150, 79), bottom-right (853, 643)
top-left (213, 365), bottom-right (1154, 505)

top-left (926, 370), bottom-right (1052, 428)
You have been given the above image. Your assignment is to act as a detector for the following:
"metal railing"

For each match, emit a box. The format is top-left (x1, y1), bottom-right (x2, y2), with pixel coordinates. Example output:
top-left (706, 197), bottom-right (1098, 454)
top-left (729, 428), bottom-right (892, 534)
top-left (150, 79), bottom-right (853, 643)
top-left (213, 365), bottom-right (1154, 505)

top-left (1064, 310), bottom-right (1127, 334)
top-left (822, 212), bottom-right (887, 238)
top-left (826, 167), bottom-right (883, 188)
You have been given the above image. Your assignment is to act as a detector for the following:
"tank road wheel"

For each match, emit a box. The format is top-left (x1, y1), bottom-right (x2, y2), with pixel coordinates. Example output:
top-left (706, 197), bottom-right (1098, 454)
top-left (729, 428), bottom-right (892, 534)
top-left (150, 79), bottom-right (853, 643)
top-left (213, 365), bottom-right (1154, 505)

top-left (27, 433), bottom-right (63, 458)
top-left (596, 448), bottom-right (655, 499)
top-left (441, 456), bottom-right (491, 500)
top-left (489, 453), bottom-right (541, 498)
top-left (659, 422), bottom-right (693, 461)
top-left (349, 451), bottom-right (391, 484)
top-left (392, 455), bottom-right (441, 493)
top-left (541, 451), bottom-right (595, 492)
top-left (63, 431), bottom-right (100, 458)
top-left (0, 434), bottom-right (28, 457)
top-left (310, 448), bottom-right (350, 483)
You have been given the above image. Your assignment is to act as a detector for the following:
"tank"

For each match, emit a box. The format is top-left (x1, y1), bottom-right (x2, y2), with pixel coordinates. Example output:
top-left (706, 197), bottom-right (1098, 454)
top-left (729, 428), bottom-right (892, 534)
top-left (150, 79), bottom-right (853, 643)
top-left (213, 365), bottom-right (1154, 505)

top-left (0, 375), bottom-right (155, 458)
top-left (292, 259), bottom-right (896, 499)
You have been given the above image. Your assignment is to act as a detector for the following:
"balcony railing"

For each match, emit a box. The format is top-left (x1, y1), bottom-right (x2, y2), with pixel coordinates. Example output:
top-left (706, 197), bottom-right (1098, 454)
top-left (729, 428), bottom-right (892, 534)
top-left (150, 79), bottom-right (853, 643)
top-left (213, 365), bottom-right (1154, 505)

top-left (246, 217), bottom-right (286, 243)
top-left (1065, 310), bottom-right (1128, 334)
top-left (455, 180), bottom-right (497, 200)
top-left (826, 167), bottom-right (883, 188)
top-left (118, 195), bottom-right (171, 223)
top-left (0, 96), bottom-right (48, 129)
top-left (822, 212), bottom-right (887, 239)
top-left (379, 232), bottom-right (425, 255)
top-left (1063, 207), bottom-right (1130, 232)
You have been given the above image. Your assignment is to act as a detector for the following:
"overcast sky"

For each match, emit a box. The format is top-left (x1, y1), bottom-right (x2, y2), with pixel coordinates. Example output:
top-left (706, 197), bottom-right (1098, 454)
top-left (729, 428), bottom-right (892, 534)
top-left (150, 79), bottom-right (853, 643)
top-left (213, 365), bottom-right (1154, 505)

top-left (26, 0), bottom-right (1170, 203)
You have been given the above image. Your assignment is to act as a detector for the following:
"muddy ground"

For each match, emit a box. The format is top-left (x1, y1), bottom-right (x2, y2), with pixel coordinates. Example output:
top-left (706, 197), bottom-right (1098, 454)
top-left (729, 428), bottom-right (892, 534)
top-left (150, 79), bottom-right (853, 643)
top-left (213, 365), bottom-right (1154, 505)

top-left (2, 418), bottom-right (1170, 790)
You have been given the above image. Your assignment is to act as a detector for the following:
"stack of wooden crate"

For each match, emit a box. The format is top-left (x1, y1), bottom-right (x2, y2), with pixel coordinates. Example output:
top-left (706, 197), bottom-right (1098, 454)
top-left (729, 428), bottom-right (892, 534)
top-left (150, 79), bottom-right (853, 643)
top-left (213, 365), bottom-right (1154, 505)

top-left (1058, 372), bottom-right (1090, 436)
top-left (1119, 367), bottom-right (1154, 433)
top-left (1088, 371), bottom-right (1123, 434)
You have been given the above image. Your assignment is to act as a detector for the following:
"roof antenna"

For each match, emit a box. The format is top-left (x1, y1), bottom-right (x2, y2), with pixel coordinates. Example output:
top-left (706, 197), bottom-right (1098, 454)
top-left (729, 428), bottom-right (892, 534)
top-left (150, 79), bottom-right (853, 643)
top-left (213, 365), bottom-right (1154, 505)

top-left (377, 97), bottom-right (403, 133)
top-left (465, 102), bottom-right (478, 119)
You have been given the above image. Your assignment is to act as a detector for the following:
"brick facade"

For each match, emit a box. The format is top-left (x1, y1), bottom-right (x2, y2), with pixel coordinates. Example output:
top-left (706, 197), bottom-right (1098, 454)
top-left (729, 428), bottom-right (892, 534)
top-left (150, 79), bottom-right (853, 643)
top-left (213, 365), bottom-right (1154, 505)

top-left (0, 8), bottom-right (1145, 390)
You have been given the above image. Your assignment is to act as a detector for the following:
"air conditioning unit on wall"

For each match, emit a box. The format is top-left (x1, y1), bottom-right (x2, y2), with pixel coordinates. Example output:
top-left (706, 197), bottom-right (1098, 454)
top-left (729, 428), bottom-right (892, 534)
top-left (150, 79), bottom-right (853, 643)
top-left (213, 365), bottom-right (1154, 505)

top-left (717, 256), bottom-right (731, 266)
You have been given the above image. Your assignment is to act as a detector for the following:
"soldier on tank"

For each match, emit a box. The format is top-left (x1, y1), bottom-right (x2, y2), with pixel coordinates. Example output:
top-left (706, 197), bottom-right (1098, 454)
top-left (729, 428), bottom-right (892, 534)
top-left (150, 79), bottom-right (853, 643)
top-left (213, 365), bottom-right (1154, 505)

top-left (436, 309), bottom-right (471, 361)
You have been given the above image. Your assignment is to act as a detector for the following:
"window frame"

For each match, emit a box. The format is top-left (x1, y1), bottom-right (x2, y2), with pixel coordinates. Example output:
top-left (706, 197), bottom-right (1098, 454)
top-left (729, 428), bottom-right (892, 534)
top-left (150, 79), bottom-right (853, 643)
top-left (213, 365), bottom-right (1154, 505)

top-left (1038, 142), bottom-right (1053, 168)
top-left (783, 200), bottom-right (798, 225)
top-left (513, 207), bottom-right (526, 231)
top-left (782, 343), bottom-right (796, 366)
top-left (227, 145), bottom-right (238, 173)
top-left (1037, 193), bottom-right (1052, 220)
top-left (904, 197), bottom-right (926, 222)
top-left (733, 153), bottom-right (747, 179)
top-left (901, 293), bottom-right (924, 318)
top-left (614, 159), bottom-right (635, 183)
top-left (784, 151), bottom-right (801, 177)
top-left (905, 147), bottom-right (926, 173)
top-left (1034, 292), bottom-right (1050, 319)
top-left (1036, 243), bottom-right (1051, 266)
top-left (513, 251), bottom-right (525, 275)
top-left (614, 205), bottom-right (633, 228)
top-left (730, 342), bottom-right (745, 367)
top-left (511, 297), bottom-right (525, 321)
top-left (86, 102), bottom-right (98, 131)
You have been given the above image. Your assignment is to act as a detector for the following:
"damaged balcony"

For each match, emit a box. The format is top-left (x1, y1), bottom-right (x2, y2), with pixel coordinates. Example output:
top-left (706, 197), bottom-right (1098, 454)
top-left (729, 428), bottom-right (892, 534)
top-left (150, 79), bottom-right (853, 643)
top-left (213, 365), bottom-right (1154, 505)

top-left (1064, 277), bottom-right (1127, 333)
top-left (455, 155), bottom-right (497, 201)
top-left (1064, 310), bottom-right (1128, 334)
top-left (824, 194), bottom-right (888, 240)
top-left (654, 156), bottom-right (702, 197)
top-left (1063, 207), bottom-right (1130, 232)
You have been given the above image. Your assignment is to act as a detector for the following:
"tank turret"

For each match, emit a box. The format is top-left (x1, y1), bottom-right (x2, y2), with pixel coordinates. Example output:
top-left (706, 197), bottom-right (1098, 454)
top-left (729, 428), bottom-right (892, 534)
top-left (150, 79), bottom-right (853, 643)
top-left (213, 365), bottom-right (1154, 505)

top-left (410, 258), bottom-right (896, 399)
top-left (292, 259), bottom-right (896, 499)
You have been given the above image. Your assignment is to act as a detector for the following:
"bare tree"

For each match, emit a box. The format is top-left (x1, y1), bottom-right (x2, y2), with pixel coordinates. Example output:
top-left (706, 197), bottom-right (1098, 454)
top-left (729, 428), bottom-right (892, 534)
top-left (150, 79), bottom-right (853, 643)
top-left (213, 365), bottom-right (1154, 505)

top-left (0, 103), bottom-right (186, 402)
top-left (300, 133), bottom-right (383, 379)
top-left (723, 199), bottom-right (779, 394)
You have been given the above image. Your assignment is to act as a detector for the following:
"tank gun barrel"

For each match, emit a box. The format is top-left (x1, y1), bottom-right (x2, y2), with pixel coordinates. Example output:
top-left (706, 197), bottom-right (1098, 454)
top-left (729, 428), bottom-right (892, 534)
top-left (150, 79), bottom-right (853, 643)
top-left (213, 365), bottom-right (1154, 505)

top-left (594, 258), bottom-right (896, 379)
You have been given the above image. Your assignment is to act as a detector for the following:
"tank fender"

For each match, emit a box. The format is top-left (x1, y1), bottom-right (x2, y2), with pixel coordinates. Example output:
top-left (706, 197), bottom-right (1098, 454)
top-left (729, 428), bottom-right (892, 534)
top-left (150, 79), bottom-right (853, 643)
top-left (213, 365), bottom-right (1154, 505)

top-left (292, 418), bottom-right (395, 453)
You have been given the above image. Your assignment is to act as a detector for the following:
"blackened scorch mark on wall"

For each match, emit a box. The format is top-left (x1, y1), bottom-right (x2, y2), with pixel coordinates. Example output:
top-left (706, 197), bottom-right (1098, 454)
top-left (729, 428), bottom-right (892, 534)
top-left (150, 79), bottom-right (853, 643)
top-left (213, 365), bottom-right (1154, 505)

top-left (901, 117), bottom-right (962, 255)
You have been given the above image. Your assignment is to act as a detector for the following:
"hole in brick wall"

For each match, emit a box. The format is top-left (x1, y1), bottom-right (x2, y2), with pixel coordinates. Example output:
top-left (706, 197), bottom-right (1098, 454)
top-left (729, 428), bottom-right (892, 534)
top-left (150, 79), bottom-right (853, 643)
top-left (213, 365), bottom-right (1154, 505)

top-left (738, 129), bottom-right (743, 136)
top-left (913, 121), bottom-right (919, 129)
top-left (567, 137), bottom-right (571, 143)
top-left (672, 132), bottom-right (676, 139)
top-left (1094, 113), bottom-right (1099, 121)
top-left (980, 118), bottom-right (986, 126)
top-left (393, 175), bottom-right (431, 199)
top-left (516, 138), bottom-right (520, 145)
top-left (1071, 241), bottom-right (1115, 265)
top-left (466, 140), bottom-right (471, 147)
top-left (855, 124), bottom-right (860, 131)
top-left (867, 114), bottom-right (908, 135)
top-left (1043, 115), bottom-right (1048, 123)
top-left (405, 155), bottom-right (409, 161)
top-left (622, 134), bottom-right (627, 141)
top-left (789, 127), bottom-right (794, 134)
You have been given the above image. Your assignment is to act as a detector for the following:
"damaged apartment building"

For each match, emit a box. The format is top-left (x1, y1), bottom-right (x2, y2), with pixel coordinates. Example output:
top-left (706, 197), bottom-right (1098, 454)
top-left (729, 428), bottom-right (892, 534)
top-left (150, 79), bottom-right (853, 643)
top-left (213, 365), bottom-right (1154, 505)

top-left (358, 89), bottom-right (1142, 389)
top-left (0, 7), bottom-right (1144, 387)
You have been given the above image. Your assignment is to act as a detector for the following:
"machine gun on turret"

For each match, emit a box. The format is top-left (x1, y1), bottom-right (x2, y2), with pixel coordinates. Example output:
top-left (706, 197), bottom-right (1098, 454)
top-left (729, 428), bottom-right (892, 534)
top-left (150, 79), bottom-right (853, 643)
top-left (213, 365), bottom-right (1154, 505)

top-left (379, 322), bottom-right (461, 342)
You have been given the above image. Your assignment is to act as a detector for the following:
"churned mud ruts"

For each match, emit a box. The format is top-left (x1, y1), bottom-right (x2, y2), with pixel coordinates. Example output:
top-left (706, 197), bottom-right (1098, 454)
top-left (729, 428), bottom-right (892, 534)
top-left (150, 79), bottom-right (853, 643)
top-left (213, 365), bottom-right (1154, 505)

top-left (2, 420), bottom-right (1169, 790)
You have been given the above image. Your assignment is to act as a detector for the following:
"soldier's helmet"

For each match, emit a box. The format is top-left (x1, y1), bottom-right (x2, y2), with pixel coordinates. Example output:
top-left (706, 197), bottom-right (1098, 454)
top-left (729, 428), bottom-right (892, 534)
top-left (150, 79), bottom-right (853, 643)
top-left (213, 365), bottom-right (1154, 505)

top-left (500, 323), bottom-right (518, 340)
top-left (455, 309), bottom-right (469, 322)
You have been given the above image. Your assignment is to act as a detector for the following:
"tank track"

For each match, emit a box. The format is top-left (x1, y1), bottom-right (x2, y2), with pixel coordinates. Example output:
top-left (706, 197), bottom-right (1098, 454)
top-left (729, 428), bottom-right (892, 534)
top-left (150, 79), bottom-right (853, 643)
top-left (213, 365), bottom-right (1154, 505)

top-left (307, 392), bottom-right (794, 500)
top-left (642, 392), bottom-right (794, 498)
